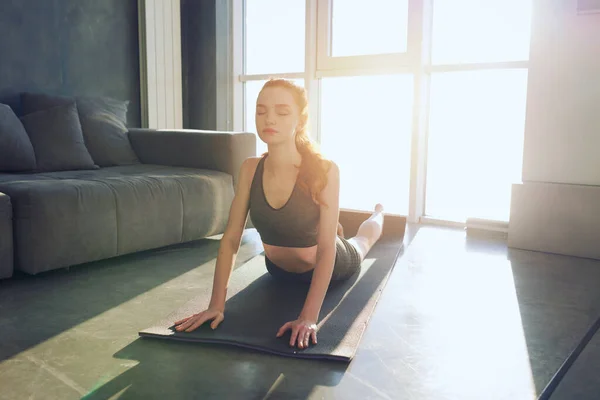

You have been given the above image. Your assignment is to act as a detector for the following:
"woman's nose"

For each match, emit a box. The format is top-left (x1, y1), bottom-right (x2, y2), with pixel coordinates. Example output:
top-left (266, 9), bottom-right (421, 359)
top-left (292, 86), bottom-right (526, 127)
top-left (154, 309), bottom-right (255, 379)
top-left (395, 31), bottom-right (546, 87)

top-left (265, 112), bottom-right (275, 125)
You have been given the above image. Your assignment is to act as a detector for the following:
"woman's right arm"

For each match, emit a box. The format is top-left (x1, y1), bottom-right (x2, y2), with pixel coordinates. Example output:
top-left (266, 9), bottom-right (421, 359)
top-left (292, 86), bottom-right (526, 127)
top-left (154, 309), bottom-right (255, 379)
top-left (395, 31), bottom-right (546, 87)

top-left (208, 157), bottom-right (258, 310)
top-left (174, 157), bottom-right (259, 332)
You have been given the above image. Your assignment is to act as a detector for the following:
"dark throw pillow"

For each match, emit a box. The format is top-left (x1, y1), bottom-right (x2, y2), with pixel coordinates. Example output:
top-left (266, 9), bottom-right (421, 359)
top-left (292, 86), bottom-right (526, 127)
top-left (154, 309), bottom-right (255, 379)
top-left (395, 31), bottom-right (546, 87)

top-left (20, 102), bottom-right (98, 172)
top-left (21, 92), bottom-right (139, 167)
top-left (20, 92), bottom-right (72, 115)
top-left (76, 96), bottom-right (139, 167)
top-left (0, 104), bottom-right (37, 172)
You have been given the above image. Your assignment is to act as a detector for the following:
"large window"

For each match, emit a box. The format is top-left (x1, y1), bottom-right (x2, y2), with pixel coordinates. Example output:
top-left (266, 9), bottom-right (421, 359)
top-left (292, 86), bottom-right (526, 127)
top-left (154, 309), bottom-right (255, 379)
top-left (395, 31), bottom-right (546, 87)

top-left (320, 75), bottom-right (413, 215)
top-left (330, 0), bottom-right (408, 57)
top-left (244, 0), bottom-right (305, 74)
top-left (425, 0), bottom-right (532, 222)
top-left (237, 0), bottom-right (533, 226)
top-left (431, 0), bottom-right (533, 64)
top-left (425, 69), bottom-right (529, 222)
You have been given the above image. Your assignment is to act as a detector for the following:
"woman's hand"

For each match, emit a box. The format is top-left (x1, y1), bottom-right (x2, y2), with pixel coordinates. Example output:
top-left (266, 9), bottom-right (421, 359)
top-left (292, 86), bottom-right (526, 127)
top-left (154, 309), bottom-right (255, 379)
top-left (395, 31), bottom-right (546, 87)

top-left (276, 317), bottom-right (318, 349)
top-left (173, 308), bottom-right (224, 332)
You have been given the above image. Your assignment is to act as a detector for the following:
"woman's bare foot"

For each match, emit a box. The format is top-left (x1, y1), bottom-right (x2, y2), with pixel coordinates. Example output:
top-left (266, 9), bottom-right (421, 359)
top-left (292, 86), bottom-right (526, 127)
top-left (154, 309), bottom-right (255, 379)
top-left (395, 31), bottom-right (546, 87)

top-left (348, 204), bottom-right (385, 260)
top-left (337, 222), bottom-right (345, 238)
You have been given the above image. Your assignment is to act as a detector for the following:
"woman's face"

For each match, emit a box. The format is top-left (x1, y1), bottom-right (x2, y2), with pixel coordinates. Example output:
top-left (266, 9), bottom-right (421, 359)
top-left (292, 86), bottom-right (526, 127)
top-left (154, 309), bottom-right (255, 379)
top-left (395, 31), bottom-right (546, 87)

top-left (255, 86), bottom-right (299, 146)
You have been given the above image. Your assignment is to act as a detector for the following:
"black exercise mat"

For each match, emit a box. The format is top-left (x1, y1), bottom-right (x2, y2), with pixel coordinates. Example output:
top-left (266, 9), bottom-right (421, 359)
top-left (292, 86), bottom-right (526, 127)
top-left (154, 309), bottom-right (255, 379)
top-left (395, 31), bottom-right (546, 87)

top-left (139, 237), bottom-right (404, 362)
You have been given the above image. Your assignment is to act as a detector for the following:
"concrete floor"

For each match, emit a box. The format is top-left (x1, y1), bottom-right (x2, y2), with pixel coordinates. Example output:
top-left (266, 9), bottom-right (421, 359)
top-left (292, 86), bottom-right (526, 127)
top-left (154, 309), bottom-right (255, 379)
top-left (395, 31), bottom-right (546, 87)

top-left (1, 224), bottom-right (599, 399)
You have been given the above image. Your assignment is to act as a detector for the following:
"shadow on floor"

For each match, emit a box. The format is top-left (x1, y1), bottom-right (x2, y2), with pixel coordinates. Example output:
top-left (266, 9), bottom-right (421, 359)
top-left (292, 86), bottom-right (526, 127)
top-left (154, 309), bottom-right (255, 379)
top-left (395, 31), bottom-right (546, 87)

top-left (506, 246), bottom-right (600, 394)
top-left (0, 231), bottom-right (260, 363)
top-left (82, 338), bottom-right (349, 399)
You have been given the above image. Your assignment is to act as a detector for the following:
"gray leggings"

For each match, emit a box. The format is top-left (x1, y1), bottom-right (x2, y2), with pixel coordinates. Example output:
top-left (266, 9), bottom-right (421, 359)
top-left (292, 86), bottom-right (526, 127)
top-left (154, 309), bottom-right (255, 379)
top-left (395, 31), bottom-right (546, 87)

top-left (265, 236), bottom-right (362, 283)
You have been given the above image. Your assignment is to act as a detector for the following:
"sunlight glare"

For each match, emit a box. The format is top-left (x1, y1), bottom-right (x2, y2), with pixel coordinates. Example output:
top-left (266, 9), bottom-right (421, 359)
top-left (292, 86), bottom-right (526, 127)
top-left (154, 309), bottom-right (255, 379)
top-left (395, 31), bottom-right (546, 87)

top-left (401, 230), bottom-right (537, 398)
top-left (332, 0), bottom-right (408, 57)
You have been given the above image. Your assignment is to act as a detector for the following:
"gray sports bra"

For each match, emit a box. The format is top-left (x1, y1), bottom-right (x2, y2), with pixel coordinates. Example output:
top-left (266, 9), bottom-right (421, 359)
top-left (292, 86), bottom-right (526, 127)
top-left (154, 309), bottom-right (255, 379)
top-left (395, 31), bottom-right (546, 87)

top-left (249, 155), bottom-right (320, 247)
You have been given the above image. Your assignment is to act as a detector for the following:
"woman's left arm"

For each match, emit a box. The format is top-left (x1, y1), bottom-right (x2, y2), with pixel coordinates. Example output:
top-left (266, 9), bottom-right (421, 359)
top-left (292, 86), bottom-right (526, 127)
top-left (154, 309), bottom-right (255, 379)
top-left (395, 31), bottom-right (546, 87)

top-left (276, 161), bottom-right (340, 349)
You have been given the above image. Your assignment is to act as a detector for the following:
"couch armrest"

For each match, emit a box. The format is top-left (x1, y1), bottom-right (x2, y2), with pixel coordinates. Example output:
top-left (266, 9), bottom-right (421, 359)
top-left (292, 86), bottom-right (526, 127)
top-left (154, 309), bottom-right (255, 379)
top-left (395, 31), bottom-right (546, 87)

top-left (128, 128), bottom-right (256, 187)
top-left (0, 192), bottom-right (13, 279)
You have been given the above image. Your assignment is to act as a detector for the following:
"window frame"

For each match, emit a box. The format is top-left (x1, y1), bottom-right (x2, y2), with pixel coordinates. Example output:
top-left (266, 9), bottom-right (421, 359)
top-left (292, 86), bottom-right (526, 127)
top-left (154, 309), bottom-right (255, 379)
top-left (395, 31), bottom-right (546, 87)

top-left (315, 0), bottom-right (421, 74)
top-left (233, 0), bottom-right (531, 229)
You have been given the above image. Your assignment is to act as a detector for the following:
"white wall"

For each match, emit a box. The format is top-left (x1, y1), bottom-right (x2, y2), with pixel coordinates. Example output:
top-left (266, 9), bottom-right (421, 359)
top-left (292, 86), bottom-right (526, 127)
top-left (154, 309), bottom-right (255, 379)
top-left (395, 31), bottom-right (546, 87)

top-left (521, 0), bottom-right (600, 185)
top-left (139, 0), bottom-right (183, 129)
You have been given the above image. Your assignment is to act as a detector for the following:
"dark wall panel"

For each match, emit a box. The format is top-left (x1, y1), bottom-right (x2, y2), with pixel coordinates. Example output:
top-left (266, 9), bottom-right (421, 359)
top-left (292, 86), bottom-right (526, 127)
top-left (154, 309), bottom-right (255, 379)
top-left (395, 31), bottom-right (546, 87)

top-left (0, 0), bottom-right (141, 126)
top-left (181, 0), bottom-right (217, 130)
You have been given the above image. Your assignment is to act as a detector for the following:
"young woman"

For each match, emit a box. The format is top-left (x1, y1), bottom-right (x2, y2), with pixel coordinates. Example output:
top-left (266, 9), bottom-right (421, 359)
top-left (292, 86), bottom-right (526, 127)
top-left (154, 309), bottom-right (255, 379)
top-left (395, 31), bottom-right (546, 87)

top-left (173, 79), bottom-right (384, 349)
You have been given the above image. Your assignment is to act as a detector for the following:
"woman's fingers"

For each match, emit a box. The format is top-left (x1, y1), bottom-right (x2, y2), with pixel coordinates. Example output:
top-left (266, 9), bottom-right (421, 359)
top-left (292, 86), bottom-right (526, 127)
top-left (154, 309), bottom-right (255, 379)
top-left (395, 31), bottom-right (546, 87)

top-left (290, 325), bottom-right (301, 347)
top-left (175, 316), bottom-right (196, 331)
top-left (296, 328), bottom-right (304, 349)
top-left (185, 313), bottom-right (211, 332)
top-left (277, 321), bottom-right (318, 349)
top-left (173, 315), bottom-right (193, 326)
top-left (277, 322), bottom-right (292, 337)
top-left (176, 320), bottom-right (194, 331)
top-left (176, 312), bottom-right (206, 332)
top-left (210, 313), bottom-right (224, 330)
top-left (296, 328), bottom-right (316, 349)
top-left (302, 329), bottom-right (311, 349)
top-left (296, 327), bottom-right (311, 349)
top-left (173, 310), bottom-right (225, 332)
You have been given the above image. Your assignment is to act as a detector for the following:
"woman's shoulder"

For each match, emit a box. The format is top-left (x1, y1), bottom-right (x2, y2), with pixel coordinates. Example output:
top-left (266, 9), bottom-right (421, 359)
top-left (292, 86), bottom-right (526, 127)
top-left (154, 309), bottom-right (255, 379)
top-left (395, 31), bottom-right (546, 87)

top-left (319, 158), bottom-right (339, 175)
top-left (241, 156), bottom-right (263, 174)
top-left (244, 155), bottom-right (264, 164)
top-left (236, 156), bottom-right (264, 189)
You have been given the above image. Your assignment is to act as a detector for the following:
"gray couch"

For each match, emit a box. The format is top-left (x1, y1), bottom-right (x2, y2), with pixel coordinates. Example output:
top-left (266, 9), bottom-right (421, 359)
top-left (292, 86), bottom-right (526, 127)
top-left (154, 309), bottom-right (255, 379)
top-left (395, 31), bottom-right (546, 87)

top-left (0, 128), bottom-right (256, 278)
top-left (0, 193), bottom-right (12, 278)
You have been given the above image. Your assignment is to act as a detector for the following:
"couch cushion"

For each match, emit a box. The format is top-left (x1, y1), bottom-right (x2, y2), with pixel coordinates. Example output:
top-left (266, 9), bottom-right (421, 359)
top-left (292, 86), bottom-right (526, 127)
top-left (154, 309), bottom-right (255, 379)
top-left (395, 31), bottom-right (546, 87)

top-left (0, 172), bottom-right (56, 183)
top-left (0, 178), bottom-right (117, 274)
top-left (21, 92), bottom-right (139, 167)
top-left (0, 192), bottom-right (11, 217)
top-left (0, 192), bottom-right (13, 279)
top-left (0, 165), bottom-right (234, 274)
top-left (20, 102), bottom-right (98, 172)
top-left (0, 104), bottom-right (36, 172)
top-left (41, 165), bottom-right (235, 252)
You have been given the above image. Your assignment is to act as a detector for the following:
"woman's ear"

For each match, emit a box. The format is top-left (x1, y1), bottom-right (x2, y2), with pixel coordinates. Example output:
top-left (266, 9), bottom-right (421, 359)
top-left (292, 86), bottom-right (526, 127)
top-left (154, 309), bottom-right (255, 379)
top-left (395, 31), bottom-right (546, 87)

top-left (297, 114), bottom-right (308, 130)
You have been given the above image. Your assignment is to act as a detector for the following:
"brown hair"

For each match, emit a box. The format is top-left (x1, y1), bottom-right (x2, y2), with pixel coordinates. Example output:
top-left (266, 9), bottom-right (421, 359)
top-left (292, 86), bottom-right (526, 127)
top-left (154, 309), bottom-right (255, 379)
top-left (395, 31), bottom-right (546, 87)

top-left (259, 79), bottom-right (331, 206)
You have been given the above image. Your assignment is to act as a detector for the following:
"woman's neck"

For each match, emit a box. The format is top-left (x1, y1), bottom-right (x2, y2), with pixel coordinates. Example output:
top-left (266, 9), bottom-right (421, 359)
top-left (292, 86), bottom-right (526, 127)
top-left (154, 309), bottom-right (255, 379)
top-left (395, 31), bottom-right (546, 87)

top-left (266, 142), bottom-right (302, 169)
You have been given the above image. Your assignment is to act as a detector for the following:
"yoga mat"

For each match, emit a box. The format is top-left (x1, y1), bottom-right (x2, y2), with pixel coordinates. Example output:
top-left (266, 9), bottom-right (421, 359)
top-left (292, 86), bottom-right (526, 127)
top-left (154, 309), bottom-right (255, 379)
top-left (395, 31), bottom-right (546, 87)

top-left (139, 236), bottom-right (404, 362)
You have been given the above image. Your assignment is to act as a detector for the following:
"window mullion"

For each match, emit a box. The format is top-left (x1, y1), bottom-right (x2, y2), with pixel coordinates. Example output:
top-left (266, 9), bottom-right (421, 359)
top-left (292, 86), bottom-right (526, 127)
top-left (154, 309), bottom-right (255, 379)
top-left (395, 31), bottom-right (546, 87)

top-left (231, 0), bottom-right (245, 132)
top-left (408, 0), bottom-right (434, 223)
top-left (305, 0), bottom-right (321, 143)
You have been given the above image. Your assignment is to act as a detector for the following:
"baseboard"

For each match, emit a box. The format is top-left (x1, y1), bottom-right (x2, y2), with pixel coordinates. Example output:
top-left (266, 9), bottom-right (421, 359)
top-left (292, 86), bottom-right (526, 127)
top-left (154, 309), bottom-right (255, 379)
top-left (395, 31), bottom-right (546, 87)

top-left (466, 218), bottom-right (508, 239)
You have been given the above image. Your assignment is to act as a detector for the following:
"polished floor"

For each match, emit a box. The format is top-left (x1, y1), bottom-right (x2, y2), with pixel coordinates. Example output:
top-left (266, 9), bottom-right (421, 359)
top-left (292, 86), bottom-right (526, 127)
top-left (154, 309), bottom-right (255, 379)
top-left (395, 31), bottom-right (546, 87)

top-left (1, 224), bottom-right (599, 399)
